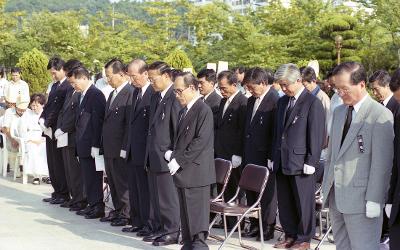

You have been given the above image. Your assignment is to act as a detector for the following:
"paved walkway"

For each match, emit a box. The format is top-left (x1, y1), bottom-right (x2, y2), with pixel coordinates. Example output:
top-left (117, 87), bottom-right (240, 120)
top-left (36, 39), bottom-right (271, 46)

top-left (0, 177), bottom-right (335, 250)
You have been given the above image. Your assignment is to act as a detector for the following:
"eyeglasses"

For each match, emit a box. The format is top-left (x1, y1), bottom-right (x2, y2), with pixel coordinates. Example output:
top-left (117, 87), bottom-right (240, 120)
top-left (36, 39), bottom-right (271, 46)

top-left (336, 88), bottom-right (351, 95)
top-left (173, 86), bottom-right (190, 95)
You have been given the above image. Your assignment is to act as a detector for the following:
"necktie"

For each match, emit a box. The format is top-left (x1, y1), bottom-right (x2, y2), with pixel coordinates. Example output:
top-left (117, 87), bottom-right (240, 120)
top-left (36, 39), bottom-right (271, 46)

top-left (154, 92), bottom-right (162, 111)
top-left (285, 96), bottom-right (295, 124)
top-left (50, 81), bottom-right (60, 94)
top-left (134, 89), bottom-right (142, 112)
top-left (178, 107), bottom-right (188, 128)
top-left (109, 89), bottom-right (117, 107)
top-left (79, 94), bottom-right (84, 105)
top-left (341, 105), bottom-right (354, 146)
top-left (222, 99), bottom-right (231, 117)
top-left (251, 97), bottom-right (260, 121)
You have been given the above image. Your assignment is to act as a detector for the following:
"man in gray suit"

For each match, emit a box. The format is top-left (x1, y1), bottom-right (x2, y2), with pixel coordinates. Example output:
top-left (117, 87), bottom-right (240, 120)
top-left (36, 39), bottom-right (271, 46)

top-left (322, 62), bottom-right (394, 250)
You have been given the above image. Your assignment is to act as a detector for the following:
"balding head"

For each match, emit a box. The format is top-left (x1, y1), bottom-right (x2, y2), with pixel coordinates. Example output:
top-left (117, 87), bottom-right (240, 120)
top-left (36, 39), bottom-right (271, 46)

top-left (126, 59), bottom-right (149, 88)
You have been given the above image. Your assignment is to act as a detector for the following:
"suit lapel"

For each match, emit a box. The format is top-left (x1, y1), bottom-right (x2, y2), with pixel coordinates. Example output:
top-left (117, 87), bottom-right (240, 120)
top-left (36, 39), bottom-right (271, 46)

top-left (133, 86), bottom-right (152, 121)
top-left (176, 99), bottom-right (200, 142)
top-left (220, 92), bottom-right (242, 125)
top-left (150, 86), bottom-right (173, 127)
top-left (105, 84), bottom-right (129, 119)
top-left (284, 90), bottom-right (307, 131)
top-left (336, 96), bottom-right (372, 160)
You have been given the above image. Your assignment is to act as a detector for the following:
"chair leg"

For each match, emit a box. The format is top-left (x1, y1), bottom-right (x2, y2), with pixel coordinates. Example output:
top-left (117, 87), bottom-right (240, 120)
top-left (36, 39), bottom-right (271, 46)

top-left (209, 213), bottom-right (219, 232)
top-left (219, 214), bottom-right (252, 250)
top-left (237, 216), bottom-right (243, 246)
top-left (223, 214), bottom-right (228, 239)
top-left (258, 210), bottom-right (264, 250)
top-left (318, 211), bottom-right (323, 237)
top-left (315, 225), bottom-right (332, 250)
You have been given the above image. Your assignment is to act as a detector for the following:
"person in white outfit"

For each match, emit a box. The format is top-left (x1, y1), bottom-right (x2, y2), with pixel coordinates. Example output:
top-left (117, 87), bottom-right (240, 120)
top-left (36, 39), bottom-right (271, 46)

top-left (4, 67), bottom-right (30, 106)
top-left (10, 94), bottom-right (48, 184)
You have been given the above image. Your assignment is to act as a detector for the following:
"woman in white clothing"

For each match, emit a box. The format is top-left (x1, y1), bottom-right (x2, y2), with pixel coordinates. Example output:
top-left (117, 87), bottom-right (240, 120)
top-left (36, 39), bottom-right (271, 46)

top-left (10, 94), bottom-right (48, 184)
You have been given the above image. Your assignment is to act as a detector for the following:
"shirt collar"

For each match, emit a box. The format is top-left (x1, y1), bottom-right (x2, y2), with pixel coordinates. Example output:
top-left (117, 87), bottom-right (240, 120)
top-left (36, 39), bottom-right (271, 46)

top-left (383, 93), bottom-right (393, 107)
top-left (186, 95), bottom-right (201, 112)
top-left (161, 83), bottom-right (173, 99)
top-left (256, 85), bottom-right (270, 103)
top-left (115, 81), bottom-right (128, 94)
top-left (81, 84), bottom-right (91, 97)
top-left (353, 93), bottom-right (368, 113)
top-left (141, 81), bottom-right (151, 96)
top-left (203, 90), bottom-right (215, 101)
top-left (293, 86), bottom-right (305, 101)
top-left (59, 77), bottom-right (67, 85)
top-left (227, 90), bottom-right (240, 103)
top-left (310, 85), bottom-right (320, 96)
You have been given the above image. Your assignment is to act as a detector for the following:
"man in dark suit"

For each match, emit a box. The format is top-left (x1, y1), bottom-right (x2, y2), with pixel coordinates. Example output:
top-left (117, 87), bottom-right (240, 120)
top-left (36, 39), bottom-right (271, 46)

top-left (387, 68), bottom-right (400, 249)
top-left (214, 70), bottom-right (247, 229)
top-left (241, 67), bottom-right (279, 241)
top-left (39, 57), bottom-right (70, 205)
top-left (144, 61), bottom-right (181, 246)
top-left (272, 64), bottom-right (325, 250)
top-left (164, 72), bottom-right (215, 249)
top-left (370, 69), bottom-right (399, 243)
top-left (68, 66), bottom-right (106, 219)
top-left (54, 59), bottom-right (87, 211)
top-left (122, 59), bottom-right (154, 235)
top-left (101, 59), bottom-right (133, 226)
top-left (197, 68), bottom-right (221, 124)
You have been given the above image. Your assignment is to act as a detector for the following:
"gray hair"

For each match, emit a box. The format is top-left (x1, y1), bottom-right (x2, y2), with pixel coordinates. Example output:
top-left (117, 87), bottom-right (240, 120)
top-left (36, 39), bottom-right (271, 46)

top-left (274, 63), bottom-right (301, 84)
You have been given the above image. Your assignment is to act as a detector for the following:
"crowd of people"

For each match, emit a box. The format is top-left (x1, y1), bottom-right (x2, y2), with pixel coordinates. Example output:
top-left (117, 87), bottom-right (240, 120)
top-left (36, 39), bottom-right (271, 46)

top-left (1, 57), bottom-right (400, 250)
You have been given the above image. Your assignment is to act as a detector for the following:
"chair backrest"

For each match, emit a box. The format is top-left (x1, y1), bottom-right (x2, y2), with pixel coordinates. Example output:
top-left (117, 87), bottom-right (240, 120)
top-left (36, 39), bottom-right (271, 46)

top-left (239, 164), bottom-right (269, 193)
top-left (215, 158), bottom-right (232, 185)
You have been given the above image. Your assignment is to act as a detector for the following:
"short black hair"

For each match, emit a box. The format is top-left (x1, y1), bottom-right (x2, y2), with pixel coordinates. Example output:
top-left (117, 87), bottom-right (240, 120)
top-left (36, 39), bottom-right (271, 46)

top-left (265, 68), bottom-right (275, 85)
top-left (390, 68), bottom-right (400, 92)
top-left (47, 57), bottom-right (65, 71)
top-left (369, 70), bottom-right (391, 87)
top-left (234, 66), bottom-right (246, 74)
top-left (176, 72), bottom-right (200, 90)
top-left (67, 66), bottom-right (90, 79)
top-left (30, 93), bottom-right (46, 106)
top-left (332, 61), bottom-right (366, 85)
top-left (301, 67), bottom-right (317, 83)
top-left (243, 67), bottom-right (269, 85)
top-left (217, 70), bottom-right (238, 85)
top-left (170, 69), bottom-right (183, 82)
top-left (148, 61), bottom-right (172, 77)
top-left (63, 59), bottom-right (83, 74)
top-left (11, 67), bottom-right (21, 74)
top-left (197, 68), bottom-right (216, 85)
top-left (105, 58), bottom-right (126, 74)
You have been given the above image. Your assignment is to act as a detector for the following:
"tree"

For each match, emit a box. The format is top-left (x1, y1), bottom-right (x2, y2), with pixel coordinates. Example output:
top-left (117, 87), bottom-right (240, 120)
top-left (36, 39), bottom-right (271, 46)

top-left (164, 49), bottom-right (194, 71)
top-left (16, 48), bottom-right (51, 93)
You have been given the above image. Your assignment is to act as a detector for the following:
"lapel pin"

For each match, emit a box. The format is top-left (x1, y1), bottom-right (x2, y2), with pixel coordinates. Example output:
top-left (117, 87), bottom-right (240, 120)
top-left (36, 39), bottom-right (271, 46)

top-left (292, 116), bottom-right (298, 124)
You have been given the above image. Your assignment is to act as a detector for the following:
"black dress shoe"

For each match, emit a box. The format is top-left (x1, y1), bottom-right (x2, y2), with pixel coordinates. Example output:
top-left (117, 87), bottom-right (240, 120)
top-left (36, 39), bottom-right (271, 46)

top-left (85, 209), bottom-right (105, 219)
top-left (76, 206), bottom-right (93, 216)
top-left (122, 226), bottom-right (142, 233)
top-left (111, 218), bottom-right (129, 227)
top-left (137, 227), bottom-right (152, 237)
top-left (256, 225), bottom-right (275, 241)
top-left (143, 232), bottom-right (163, 242)
top-left (50, 198), bottom-right (67, 205)
top-left (152, 234), bottom-right (178, 246)
top-left (60, 200), bottom-right (73, 208)
top-left (243, 227), bottom-right (260, 238)
top-left (99, 213), bottom-right (119, 222)
top-left (42, 197), bottom-right (54, 202)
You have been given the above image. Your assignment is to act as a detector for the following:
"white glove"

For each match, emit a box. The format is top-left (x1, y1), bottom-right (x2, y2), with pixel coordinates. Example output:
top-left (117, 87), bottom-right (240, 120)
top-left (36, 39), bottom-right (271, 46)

top-left (54, 129), bottom-right (64, 138)
top-left (267, 159), bottom-right (273, 171)
top-left (303, 164), bottom-right (315, 175)
top-left (43, 127), bottom-right (52, 139)
top-left (231, 155), bottom-right (242, 168)
top-left (385, 204), bottom-right (392, 218)
top-left (366, 201), bottom-right (381, 218)
top-left (168, 158), bottom-right (180, 175)
top-left (91, 147), bottom-right (100, 158)
top-left (120, 150), bottom-right (126, 159)
top-left (164, 150), bottom-right (173, 162)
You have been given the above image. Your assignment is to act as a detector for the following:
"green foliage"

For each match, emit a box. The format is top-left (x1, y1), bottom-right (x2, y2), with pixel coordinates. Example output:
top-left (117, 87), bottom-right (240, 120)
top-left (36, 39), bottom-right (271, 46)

top-left (164, 49), bottom-right (194, 71)
top-left (16, 48), bottom-right (51, 93)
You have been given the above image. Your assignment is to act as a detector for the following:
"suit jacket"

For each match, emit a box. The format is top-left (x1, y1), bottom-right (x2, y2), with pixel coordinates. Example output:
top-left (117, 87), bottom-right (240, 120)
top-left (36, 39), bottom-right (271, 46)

top-left (125, 85), bottom-right (155, 166)
top-left (204, 90), bottom-right (222, 128)
top-left (322, 95), bottom-right (394, 214)
top-left (214, 92), bottom-right (247, 160)
top-left (386, 96), bottom-right (399, 116)
top-left (272, 89), bottom-right (325, 175)
top-left (56, 88), bottom-right (80, 147)
top-left (171, 99), bottom-right (216, 188)
top-left (75, 85), bottom-right (106, 158)
top-left (41, 79), bottom-right (71, 130)
top-left (243, 88), bottom-right (279, 166)
top-left (102, 83), bottom-right (134, 158)
top-left (388, 107), bottom-right (400, 225)
top-left (145, 85), bottom-right (182, 172)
